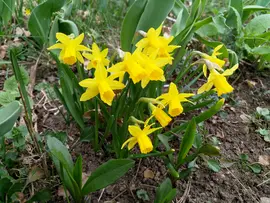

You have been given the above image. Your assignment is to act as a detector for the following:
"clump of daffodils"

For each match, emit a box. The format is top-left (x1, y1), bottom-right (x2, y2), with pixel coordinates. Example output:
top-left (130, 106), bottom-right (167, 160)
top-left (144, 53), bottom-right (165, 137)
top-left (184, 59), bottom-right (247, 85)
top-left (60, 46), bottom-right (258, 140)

top-left (48, 25), bottom-right (238, 154)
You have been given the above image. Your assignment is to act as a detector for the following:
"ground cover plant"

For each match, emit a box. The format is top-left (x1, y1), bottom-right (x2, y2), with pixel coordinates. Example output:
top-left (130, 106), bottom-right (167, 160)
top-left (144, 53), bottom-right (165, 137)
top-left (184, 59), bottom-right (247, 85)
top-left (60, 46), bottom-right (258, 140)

top-left (0, 0), bottom-right (269, 202)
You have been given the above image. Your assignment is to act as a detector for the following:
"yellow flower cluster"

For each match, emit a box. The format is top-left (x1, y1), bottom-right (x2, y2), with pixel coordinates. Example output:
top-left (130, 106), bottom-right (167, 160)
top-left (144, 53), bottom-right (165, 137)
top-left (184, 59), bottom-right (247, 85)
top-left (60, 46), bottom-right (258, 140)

top-left (48, 27), bottom-right (238, 155)
top-left (198, 45), bottom-right (238, 96)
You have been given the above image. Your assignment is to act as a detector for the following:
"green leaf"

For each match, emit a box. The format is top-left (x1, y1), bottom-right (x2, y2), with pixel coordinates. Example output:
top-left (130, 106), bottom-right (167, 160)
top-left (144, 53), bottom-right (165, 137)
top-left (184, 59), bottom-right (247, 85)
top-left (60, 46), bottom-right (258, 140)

top-left (3, 76), bottom-right (17, 92)
top-left (171, 4), bottom-right (189, 36)
top-left (1, 0), bottom-right (15, 25)
top-left (257, 107), bottom-right (270, 116)
top-left (226, 6), bottom-right (242, 34)
top-left (0, 92), bottom-right (16, 106)
top-left (58, 19), bottom-right (79, 37)
top-left (27, 189), bottom-right (52, 203)
top-left (196, 23), bottom-right (218, 37)
top-left (82, 159), bottom-right (134, 195)
top-left (10, 50), bottom-right (32, 121)
top-left (157, 134), bottom-right (173, 162)
top-left (245, 14), bottom-right (270, 36)
top-left (177, 118), bottom-right (197, 165)
top-left (256, 0), bottom-right (270, 6)
top-left (229, 0), bottom-right (243, 16)
top-left (0, 101), bottom-right (21, 137)
top-left (120, 0), bottom-right (147, 51)
top-left (47, 136), bottom-right (74, 173)
top-left (251, 46), bottom-right (270, 55)
top-left (207, 159), bottom-right (220, 172)
top-left (256, 128), bottom-right (269, 136)
top-left (240, 153), bottom-right (249, 161)
top-left (242, 5), bottom-right (270, 22)
top-left (27, 166), bottom-right (44, 184)
top-left (248, 163), bottom-right (261, 174)
top-left (198, 144), bottom-right (220, 156)
top-left (136, 189), bottom-right (149, 201)
top-left (154, 178), bottom-right (176, 203)
top-left (28, 0), bottom-right (66, 45)
top-left (0, 178), bottom-right (12, 201)
top-left (73, 155), bottom-right (83, 189)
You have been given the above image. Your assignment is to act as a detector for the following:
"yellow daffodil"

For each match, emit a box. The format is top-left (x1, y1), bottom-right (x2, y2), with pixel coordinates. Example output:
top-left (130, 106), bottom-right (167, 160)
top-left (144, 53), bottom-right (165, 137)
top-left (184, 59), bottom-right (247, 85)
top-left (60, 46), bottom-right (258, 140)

top-left (108, 52), bottom-right (146, 84)
top-left (133, 51), bottom-right (170, 88)
top-left (25, 8), bottom-right (31, 16)
top-left (149, 103), bottom-right (172, 127)
top-left (83, 43), bottom-right (110, 70)
top-left (198, 64), bottom-right (238, 96)
top-left (156, 83), bottom-right (194, 117)
top-left (79, 66), bottom-right (125, 105)
top-left (201, 45), bottom-right (226, 77)
top-left (121, 119), bottom-right (161, 154)
top-left (136, 25), bottom-right (179, 60)
top-left (48, 33), bottom-right (90, 65)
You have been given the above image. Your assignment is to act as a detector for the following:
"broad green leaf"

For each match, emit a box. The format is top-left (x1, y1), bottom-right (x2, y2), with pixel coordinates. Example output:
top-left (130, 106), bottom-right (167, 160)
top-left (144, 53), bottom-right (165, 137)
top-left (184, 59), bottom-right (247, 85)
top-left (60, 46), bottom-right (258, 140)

top-left (226, 6), bottom-right (242, 34)
top-left (256, 0), bottom-right (270, 6)
top-left (196, 23), bottom-right (218, 37)
top-left (251, 46), bottom-right (270, 55)
top-left (242, 5), bottom-right (270, 22)
top-left (120, 0), bottom-right (147, 51)
top-left (245, 14), bottom-right (270, 36)
top-left (58, 19), bottom-right (79, 37)
top-left (171, 3), bottom-right (189, 36)
top-left (248, 163), bottom-right (261, 174)
top-left (207, 159), bottom-right (220, 172)
top-left (154, 178), bottom-right (175, 203)
top-left (82, 159), bottom-right (134, 194)
top-left (198, 144), bottom-right (220, 156)
top-left (73, 155), bottom-right (83, 189)
top-left (1, 0), bottom-right (15, 25)
top-left (7, 182), bottom-right (24, 200)
top-left (134, 0), bottom-right (175, 44)
top-left (47, 136), bottom-right (74, 173)
top-left (0, 101), bottom-right (21, 137)
top-left (177, 118), bottom-right (197, 165)
top-left (213, 15), bottom-right (229, 34)
top-left (0, 178), bottom-right (12, 201)
top-left (28, 0), bottom-right (66, 45)
top-left (229, 0), bottom-right (243, 16)
top-left (27, 189), bottom-right (52, 203)
top-left (3, 76), bottom-right (17, 92)
top-left (256, 107), bottom-right (270, 116)
top-left (0, 92), bottom-right (16, 106)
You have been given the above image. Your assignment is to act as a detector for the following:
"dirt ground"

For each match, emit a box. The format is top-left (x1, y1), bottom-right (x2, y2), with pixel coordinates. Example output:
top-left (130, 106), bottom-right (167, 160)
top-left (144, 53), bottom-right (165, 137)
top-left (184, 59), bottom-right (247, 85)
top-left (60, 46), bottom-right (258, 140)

top-left (32, 64), bottom-right (269, 203)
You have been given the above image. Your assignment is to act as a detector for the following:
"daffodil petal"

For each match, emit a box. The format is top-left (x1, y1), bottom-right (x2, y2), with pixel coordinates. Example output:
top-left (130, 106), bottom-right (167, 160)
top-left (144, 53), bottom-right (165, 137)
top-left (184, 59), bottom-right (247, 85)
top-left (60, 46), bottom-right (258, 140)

top-left (128, 125), bottom-right (143, 137)
top-left (56, 33), bottom-right (70, 44)
top-left (47, 43), bottom-right (64, 50)
top-left (80, 87), bottom-right (99, 101)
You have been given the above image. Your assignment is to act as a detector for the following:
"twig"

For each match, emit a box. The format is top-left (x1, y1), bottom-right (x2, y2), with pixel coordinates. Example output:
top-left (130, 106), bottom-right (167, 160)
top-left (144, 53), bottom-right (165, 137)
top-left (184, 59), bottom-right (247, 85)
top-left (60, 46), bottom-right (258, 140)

top-left (177, 178), bottom-right (191, 203)
top-left (28, 49), bottom-right (43, 96)
top-left (97, 188), bottom-right (105, 202)
top-left (131, 159), bottom-right (142, 184)
top-left (226, 168), bottom-right (259, 203)
top-left (257, 178), bottom-right (270, 187)
top-left (111, 189), bottom-right (127, 201)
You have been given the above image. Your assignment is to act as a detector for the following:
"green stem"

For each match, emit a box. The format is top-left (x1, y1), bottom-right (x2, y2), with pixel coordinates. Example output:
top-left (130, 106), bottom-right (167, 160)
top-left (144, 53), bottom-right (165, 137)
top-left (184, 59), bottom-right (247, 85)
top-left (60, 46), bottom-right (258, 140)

top-left (94, 98), bottom-right (99, 151)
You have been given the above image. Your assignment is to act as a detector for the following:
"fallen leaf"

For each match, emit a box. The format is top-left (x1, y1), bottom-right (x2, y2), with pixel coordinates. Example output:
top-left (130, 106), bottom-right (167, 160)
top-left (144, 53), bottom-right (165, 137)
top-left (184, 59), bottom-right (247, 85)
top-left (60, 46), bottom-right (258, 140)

top-left (57, 186), bottom-right (69, 198)
top-left (258, 155), bottom-right (270, 166)
top-left (27, 166), bottom-right (44, 184)
top-left (15, 27), bottom-right (24, 36)
top-left (240, 113), bottom-right (251, 123)
top-left (0, 45), bottom-right (8, 59)
top-left (143, 169), bottom-right (154, 179)
top-left (245, 80), bottom-right (257, 88)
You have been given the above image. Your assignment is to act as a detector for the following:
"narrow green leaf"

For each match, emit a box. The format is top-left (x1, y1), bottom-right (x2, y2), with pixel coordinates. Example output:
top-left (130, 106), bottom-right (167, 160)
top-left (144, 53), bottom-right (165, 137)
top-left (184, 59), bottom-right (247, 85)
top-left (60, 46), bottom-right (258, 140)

top-left (198, 144), bottom-right (220, 156)
top-left (47, 136), bottom-right (74, 173)
top-left (154, 178), bottom-right (173, 203)
top-left (245, 14), bottom-right (270, 36)
top-left (73, 155), bottom-right (83, 189)
top-left (177, 118), bottom-right (197, 165)
top-left (120, 0), bottom-right (147, 51)
top-left (0, 101), bottom-right (21, 137)
top-left (82, 159), bottom-right (134, 195)
top-left (1, 0), bottom-right (15, 25)
top-left (10, 50), bottom-right (32, 121)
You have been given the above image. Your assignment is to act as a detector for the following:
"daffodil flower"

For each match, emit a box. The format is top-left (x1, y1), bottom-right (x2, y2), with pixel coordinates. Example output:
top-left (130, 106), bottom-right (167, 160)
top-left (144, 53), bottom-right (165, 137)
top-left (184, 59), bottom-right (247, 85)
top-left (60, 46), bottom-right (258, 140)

top-left (201, 45), bottom-right (226, 77)
top-left (133, 51), bottom-right (171, 88)
top-left (48, 33), bottom-right (90, 65)
top-left (136, 25), bottom-right (179, 60)
top-left (79, 66), bottom-right (125, 105)
top-left (149, 103), bottom-right (172, 127)
top-left (121, 119), bottom-right (161, 154)
top-left (83, 43), bottom-right (110, 70)
top-left (198, 64), bottom-right (238, 96)
top-left (156, 83), bottom-right (194, 117)
top-left (108, 52), bottom-right (146, 84)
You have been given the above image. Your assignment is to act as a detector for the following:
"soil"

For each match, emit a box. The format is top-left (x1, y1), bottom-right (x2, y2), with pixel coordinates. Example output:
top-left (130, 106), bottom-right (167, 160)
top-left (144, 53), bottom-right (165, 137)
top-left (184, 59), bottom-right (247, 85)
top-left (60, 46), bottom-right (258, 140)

top-left (36, 66), bottom-right (270, 203)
